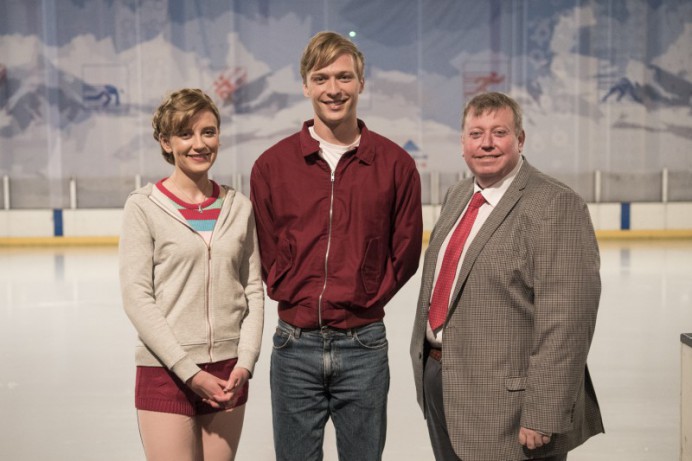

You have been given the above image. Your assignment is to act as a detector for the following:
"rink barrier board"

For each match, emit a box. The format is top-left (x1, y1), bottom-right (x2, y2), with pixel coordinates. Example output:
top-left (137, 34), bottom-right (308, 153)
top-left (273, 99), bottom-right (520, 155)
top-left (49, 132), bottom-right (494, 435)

top-left (1, 230), bottom-right (692, 248)
top-left (1, 204), bottom-right (692, 246)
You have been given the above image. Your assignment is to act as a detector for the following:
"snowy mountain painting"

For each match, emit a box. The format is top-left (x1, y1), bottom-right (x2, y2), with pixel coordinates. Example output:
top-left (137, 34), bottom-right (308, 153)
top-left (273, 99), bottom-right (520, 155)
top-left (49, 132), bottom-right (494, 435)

top-left (0, 0), bottom-right (690, 195)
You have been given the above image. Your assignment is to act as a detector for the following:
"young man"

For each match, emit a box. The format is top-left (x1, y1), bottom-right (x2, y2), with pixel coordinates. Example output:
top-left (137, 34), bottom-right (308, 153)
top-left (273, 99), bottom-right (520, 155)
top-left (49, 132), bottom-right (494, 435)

top-left (251, 31), bottom-right (423, 461)
top-left (410, 92), bottom-right (603, 460)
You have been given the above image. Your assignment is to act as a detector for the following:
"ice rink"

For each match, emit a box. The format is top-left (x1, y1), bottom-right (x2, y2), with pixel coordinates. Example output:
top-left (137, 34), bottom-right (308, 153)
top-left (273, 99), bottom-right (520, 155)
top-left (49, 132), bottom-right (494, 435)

top-left (1, 239), bottom-right (691, 460)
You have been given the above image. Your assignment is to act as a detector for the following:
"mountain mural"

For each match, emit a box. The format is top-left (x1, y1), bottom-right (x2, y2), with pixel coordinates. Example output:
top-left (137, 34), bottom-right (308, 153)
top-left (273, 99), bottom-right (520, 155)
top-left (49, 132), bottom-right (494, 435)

top-left (0, 0), bottom-right (690, 185)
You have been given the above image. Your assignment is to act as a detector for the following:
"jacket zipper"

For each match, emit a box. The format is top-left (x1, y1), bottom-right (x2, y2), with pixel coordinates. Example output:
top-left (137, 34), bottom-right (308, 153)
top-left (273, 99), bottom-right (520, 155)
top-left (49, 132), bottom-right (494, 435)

top-left (206, 244), bottom-right (213, 362)
top-left (149, 194), bottom-right (215, 361)
top-left (317, 169), bottom-right (336, 327)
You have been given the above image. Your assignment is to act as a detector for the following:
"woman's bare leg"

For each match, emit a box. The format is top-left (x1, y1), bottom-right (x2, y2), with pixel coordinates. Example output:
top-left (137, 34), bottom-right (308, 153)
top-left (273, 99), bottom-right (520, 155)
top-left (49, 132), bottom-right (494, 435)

top-left (137, 410), bottom-right (202, 461)
top-left (199, 404), bottom-right (246, 461)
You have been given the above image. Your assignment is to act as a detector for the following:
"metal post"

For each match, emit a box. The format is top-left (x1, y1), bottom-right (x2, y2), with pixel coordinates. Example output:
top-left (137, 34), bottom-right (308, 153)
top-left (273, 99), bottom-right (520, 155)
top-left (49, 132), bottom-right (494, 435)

top-left (662, 168), bottom-right (668, 203)
top-left (135, 174), bottom-right (142, 190)
top-left (430, 171), bottom-right (440, 206)
top-left (594, 170), bottom-right (602, 203)
top-left (236, 174), bottom-right (243, 193)
top-left (3, 175), bottom-right (9, 210)
top-left (69, 178), bottom-right (77, 210)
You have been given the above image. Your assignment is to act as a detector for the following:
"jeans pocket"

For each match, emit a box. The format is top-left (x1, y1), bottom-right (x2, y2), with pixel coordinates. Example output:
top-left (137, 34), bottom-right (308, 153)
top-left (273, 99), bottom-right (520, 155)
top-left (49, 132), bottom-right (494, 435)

top-left (353, 322), bottom-right (388, 350)
top-left (272, 328), bottom-right (293, 350)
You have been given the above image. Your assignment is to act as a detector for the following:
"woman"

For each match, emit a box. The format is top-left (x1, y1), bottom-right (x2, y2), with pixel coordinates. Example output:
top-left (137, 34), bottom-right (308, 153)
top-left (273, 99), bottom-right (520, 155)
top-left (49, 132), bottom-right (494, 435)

top-left (119, 88), bottom-right (264, 460)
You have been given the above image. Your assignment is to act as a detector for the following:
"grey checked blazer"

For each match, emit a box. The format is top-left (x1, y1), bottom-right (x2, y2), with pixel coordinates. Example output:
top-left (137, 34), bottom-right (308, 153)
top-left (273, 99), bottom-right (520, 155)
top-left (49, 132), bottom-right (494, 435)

top-left (410, 160), bottom-right (604, 461)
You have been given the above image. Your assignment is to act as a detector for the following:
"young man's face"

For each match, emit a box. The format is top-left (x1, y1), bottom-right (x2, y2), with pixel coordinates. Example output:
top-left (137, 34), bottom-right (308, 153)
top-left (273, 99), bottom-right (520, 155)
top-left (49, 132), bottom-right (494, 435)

top-left (303, 53), bottom-right (364, 133)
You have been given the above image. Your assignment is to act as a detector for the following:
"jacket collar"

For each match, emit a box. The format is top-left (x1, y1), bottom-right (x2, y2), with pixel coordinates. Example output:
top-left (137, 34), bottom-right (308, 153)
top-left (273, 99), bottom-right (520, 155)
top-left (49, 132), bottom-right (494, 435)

top-left (138, 182), bottom-right (236, 228)
top-left (299, 119), bottom-right (375, 165)
top-left (446, 159), bottom-right (533, 306)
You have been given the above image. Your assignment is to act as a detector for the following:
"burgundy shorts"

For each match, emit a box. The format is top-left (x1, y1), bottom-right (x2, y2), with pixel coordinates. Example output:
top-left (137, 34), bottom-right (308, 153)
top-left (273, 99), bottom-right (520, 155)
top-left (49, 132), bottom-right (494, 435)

top-left (135, 358), bottom-right (249, 416)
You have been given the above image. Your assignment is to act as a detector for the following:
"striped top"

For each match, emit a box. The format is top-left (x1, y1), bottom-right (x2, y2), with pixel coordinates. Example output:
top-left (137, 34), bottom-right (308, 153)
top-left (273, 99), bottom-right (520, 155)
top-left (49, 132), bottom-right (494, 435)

top-left (156, 179), bottom-right (222, 244)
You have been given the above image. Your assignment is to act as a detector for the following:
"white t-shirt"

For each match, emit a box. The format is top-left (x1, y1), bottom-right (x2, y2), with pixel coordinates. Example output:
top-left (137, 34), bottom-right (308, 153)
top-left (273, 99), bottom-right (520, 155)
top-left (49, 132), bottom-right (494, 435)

top-left (309, 126), bottom-right (361, 172)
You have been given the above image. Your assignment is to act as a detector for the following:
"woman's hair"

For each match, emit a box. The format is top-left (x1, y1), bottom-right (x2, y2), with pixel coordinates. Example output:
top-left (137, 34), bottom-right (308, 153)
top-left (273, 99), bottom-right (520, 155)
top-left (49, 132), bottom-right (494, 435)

top-left (462, 92), bottom-right (523, 134)
top-left (300, 31), bottom-right (365, 83)
top-left (152, 88), bottom-right (221, 165)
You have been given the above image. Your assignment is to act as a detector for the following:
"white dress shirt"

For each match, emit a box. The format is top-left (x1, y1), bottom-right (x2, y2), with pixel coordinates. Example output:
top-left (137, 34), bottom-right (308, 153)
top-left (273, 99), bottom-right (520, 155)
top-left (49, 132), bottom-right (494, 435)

top-left (426, 158), bottom-right (524, 346)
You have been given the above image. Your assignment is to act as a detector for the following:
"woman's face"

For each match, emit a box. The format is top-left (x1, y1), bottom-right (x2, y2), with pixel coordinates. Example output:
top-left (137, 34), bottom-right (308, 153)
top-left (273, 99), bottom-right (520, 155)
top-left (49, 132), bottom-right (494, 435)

top-left (160, 109), bottom-right (219, 177)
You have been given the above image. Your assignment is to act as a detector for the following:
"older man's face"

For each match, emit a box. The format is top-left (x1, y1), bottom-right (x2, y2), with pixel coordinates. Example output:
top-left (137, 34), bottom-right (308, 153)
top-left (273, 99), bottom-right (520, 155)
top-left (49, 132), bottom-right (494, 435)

top-left (462, 107), bottom-right (525, 188)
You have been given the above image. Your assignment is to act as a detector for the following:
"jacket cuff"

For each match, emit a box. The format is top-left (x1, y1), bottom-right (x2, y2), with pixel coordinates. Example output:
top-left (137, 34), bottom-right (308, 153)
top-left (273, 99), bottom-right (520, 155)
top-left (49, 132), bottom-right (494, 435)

top-left (171, 356), bottom-right (201, 384)
top-left (236, 353), bottom-right (257, 377)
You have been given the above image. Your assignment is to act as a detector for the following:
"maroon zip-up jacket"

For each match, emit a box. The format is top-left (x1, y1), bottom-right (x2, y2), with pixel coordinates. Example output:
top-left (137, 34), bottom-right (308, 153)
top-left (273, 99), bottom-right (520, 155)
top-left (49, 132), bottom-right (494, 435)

top-left (250, 119), bottom-right (423, 329)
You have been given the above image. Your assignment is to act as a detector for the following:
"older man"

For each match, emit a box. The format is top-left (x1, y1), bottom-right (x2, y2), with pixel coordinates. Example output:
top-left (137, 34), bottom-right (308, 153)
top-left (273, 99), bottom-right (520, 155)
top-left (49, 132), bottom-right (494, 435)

top-left (411, 92), bottom-right (603, 461)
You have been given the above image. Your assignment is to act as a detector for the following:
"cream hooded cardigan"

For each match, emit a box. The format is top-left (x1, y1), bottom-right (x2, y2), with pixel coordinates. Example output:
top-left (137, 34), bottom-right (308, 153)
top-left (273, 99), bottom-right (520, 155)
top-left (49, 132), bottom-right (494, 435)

top-left (119, 183), bottom-right (264, 383)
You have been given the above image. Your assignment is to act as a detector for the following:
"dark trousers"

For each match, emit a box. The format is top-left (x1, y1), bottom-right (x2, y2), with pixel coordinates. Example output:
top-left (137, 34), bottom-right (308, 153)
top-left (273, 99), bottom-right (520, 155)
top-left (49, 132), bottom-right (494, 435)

top-left (423, 356), bottom-right (567, 461)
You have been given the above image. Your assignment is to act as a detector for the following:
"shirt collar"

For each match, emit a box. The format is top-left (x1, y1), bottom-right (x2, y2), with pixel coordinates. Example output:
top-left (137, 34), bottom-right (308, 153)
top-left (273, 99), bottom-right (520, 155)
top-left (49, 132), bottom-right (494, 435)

top-left (474, 156), bottom-right (524, 207)
top-left (308, 125), bottom-right (361, 152)
top-left (300, 119), bottom-right (374, 164)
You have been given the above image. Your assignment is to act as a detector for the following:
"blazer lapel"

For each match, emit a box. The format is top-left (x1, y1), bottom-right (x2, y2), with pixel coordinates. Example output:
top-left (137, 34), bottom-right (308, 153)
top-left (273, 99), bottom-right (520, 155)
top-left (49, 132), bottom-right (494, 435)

top-left (445, 161), bottom-right (534, 321)
top-left (418, 183), bottom-right (474, 313)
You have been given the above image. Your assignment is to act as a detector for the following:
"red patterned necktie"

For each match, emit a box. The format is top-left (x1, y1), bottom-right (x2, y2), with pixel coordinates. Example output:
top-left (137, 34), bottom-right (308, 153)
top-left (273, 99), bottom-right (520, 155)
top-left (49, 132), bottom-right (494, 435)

top-left (428, 192), bottom-right (486, 332)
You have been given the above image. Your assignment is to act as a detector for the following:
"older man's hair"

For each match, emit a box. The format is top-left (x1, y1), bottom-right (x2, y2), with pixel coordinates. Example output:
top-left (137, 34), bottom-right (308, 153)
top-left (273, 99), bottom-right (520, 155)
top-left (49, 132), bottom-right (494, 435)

top-left (462, 92), bottom-right (523, 134)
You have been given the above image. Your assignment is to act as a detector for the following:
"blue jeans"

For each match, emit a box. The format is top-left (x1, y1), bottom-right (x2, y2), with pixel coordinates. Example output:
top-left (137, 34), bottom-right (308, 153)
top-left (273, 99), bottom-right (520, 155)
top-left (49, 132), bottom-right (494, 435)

top-left (270, 319), bottom-right (390, 461)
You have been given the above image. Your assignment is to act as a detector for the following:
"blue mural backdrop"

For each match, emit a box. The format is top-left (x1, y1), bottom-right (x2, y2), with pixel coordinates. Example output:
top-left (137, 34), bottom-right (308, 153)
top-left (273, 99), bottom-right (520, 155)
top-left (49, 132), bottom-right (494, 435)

top-left (0, 0), bottom-right (690, 207)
